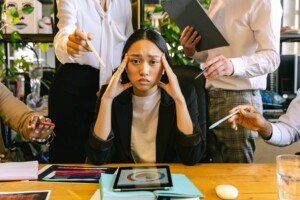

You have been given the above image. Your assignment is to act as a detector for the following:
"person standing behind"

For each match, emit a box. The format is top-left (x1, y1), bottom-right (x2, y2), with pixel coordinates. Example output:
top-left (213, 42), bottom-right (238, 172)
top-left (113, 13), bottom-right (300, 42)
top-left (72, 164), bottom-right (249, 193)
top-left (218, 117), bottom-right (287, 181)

top-left (180, 0), bottom-right (282, 163)
top-left (228, 89), bottom-right (300, 147)
top-left (49, 0), bottom-right (133, 163)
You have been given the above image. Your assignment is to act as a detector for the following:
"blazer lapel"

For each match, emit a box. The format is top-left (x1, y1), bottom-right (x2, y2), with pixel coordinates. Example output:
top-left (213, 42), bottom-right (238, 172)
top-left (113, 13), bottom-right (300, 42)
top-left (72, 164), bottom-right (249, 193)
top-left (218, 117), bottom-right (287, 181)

top-left (113, 89), bottom-right (133, 161)
top-left (156, 90), bottom-right (175, 162)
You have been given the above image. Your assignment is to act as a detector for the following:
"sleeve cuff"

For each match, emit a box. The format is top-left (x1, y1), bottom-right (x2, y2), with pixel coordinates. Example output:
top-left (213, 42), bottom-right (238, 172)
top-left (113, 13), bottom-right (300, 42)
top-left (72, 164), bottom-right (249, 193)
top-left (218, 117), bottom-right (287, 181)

top-left (88, 131), bottom-right (114, 151)
top-left (229, 57), bottom-right (245, 76)
top-left (265, 124), bottom-right (281, 144)
top-left (176, 127), bottom-right (201, 147)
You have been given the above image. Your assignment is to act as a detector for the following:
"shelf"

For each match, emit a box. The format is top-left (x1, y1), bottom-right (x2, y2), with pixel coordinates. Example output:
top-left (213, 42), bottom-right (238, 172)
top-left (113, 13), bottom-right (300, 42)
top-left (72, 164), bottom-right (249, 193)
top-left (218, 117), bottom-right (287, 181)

top-left (0, 0), bottom-right (53, 4)
top-left (280, 33), bottom-right (300, 42)
top-left (1, 34), bottom-right (54, 43)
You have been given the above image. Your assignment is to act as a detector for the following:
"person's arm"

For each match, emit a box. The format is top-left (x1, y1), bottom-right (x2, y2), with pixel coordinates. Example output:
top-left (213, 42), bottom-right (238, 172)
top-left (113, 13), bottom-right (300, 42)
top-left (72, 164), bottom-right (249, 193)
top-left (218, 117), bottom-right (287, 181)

top-left (267, 89), bottom-right (300, 146)
top-left (158, 55), bottom-right (193, 135)
top-left (93, 56), bottom-right (132, 141)
top-left (229, 0), bottom-right (282, 78)
top-left (0, 83), bottom-right (54, 141)
top-left (228, 90), bottom-right (300, 146)
top-left (54, 0), bottom-right (80, 64)
top-left (228, 105), bottom-right (273, 140)
top-left (86, 56), bottom-right (132, 164)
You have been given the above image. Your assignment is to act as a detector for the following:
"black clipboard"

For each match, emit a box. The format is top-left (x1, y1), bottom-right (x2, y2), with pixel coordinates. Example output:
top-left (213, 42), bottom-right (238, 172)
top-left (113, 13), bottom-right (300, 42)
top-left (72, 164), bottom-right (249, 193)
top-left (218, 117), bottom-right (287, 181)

top-left (162, 0), bottom-right (229, 51)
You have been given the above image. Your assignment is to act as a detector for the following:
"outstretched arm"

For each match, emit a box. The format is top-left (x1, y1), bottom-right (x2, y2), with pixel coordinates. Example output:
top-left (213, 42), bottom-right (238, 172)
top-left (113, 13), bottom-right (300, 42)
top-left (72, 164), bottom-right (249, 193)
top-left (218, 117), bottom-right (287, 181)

top-left (228, 105), bottom-right (272, 140)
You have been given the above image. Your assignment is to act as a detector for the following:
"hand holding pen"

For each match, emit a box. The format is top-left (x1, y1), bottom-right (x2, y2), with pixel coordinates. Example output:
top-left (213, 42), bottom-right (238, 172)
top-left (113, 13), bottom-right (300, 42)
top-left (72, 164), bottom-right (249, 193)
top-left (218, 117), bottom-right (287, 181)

top-left (67, 29), bottom-right (92, 57)
top-left (28, 116), bottom-right (55, 143)
top-left (209, 109), bottom-right (240, 129)
top-left (194, 64), bottom-right (212, 79)
top-left (195, 55), bottom-right (234, 80)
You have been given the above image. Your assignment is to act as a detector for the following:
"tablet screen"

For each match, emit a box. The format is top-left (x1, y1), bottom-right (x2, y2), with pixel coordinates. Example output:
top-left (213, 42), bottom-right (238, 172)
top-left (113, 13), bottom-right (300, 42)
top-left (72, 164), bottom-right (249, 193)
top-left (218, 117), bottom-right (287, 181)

top-left (113, 166), bottom-right (173, 191)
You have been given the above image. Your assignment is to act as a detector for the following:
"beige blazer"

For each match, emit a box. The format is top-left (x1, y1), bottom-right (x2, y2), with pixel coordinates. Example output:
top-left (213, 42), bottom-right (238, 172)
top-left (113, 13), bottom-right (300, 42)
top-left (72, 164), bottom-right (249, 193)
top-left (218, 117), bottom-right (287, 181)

top-left (0, 82), bottom-right (36, 155)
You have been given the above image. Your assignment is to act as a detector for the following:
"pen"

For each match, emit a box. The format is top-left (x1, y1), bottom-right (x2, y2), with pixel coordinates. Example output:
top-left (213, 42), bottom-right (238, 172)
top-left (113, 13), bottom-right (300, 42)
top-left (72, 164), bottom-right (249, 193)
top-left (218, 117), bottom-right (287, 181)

top-left (82, 31), bottom-right (106, 68)
top-left (86, 40), bottom-right (106, 68)
top-left (194, 65), bottom-right (211, 79)
top-left (37, 121), bottom-right (55, 127)
top-left (209, 109), bottom-right (240, 129)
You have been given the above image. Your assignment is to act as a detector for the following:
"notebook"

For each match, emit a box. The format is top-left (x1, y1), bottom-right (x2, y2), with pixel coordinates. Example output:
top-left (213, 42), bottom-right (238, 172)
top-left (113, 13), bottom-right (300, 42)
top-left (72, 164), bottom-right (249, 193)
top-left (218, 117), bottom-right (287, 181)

top-left (98, 173), bottom-right (204, 200)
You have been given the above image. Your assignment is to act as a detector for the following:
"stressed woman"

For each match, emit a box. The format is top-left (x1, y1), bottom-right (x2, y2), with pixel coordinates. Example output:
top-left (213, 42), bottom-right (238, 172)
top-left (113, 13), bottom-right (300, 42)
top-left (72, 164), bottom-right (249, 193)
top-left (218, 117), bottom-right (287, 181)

top-left (86, 29), bottom-right (205, 165)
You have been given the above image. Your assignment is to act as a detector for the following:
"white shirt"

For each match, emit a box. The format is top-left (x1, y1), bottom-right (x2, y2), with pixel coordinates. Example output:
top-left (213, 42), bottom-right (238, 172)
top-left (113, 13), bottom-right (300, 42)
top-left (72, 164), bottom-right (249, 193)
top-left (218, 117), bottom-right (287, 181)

top-left (193, 0), bottom-right (282, 90)
top-left (54, 0), bottom-right (133, 87)
top-left (131, 88), bottom-right (161, 163)
top-left (266, 89), bottom-right (300, 146)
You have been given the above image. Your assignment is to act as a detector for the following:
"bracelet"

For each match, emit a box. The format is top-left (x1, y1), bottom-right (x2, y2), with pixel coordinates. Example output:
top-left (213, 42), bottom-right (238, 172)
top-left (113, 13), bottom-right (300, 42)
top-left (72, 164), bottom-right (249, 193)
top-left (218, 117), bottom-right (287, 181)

top-left (30, 132), bottom-right (56, 145)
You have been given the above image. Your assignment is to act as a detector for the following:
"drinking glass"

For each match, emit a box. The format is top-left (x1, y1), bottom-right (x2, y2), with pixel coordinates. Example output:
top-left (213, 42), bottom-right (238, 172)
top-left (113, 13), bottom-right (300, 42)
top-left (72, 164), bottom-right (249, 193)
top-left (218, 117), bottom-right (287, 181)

top-left (276, 154), bottom-right (300, 200)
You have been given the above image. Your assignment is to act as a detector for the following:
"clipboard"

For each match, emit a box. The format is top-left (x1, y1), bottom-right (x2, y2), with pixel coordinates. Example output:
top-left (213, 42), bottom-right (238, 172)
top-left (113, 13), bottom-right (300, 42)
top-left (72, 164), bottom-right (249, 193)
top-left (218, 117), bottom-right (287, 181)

top-left (162, 0), bottom-right (229, 52)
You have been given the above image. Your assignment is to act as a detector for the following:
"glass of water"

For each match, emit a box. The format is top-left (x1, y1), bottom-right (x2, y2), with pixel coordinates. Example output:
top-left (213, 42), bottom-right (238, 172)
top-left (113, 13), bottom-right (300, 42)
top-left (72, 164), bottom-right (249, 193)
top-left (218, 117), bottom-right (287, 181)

top-left (276, 154), bottom-right (300, 200)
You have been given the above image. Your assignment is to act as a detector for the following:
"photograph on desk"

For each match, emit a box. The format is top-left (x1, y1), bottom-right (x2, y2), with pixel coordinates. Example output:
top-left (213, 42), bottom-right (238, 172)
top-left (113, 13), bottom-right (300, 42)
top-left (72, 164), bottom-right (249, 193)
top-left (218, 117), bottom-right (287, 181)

top-left (38, 165), bottom-right (117, 183)
top-left (0, 190), bottom-right (50, 200)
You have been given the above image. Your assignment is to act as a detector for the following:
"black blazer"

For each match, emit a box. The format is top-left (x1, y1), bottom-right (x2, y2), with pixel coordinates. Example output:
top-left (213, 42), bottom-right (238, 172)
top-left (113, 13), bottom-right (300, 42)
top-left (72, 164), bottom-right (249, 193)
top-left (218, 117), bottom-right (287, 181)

top-left (86, 85), bottom-right (205, 165)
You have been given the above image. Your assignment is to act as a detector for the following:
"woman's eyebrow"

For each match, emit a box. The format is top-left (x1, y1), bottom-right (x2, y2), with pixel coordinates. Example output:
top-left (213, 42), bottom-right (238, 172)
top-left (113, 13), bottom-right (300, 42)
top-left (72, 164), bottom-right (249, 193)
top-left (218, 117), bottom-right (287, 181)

top-left (127, 54), bottom-right (141, 57)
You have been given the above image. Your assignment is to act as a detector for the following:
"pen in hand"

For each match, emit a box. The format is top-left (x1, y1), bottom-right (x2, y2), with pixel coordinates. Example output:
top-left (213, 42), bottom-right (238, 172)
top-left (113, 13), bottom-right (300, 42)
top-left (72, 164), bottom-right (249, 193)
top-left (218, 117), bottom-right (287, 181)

top-left (209, 109), bottom-right (240, 129)
top-left (83, 31), bottom-right (106, 68)
top-left (37, 121), bottom-right (55, 127)
top-left (194, 64), bottom-right (211, 79)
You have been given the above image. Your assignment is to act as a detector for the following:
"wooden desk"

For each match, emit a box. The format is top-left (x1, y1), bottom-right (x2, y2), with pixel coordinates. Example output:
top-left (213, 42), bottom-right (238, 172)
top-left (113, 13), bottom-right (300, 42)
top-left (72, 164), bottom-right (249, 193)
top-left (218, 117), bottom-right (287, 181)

top-left (0, 163), bottom-right (277, 200)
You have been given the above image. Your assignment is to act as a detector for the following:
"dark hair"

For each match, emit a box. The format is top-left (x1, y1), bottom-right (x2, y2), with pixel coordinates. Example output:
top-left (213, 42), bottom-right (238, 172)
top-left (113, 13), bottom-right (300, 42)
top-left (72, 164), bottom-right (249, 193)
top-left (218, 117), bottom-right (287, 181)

top-left (121, 28), bottom-right (170, 83)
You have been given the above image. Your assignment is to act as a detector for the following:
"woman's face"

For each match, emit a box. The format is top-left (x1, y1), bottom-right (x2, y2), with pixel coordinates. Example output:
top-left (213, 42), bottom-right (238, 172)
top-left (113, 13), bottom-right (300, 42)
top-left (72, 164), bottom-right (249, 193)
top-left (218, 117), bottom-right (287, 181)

top-left (126, 39), bottom-right (164, 97)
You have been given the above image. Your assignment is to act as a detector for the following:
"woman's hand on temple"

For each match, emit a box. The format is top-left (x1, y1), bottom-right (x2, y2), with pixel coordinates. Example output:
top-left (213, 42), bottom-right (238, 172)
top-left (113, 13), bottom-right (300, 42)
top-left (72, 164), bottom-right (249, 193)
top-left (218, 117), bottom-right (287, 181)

top-left (102, 55), bottom-right (133, 101)
top-left (158, 54), bottom-right (185, 103)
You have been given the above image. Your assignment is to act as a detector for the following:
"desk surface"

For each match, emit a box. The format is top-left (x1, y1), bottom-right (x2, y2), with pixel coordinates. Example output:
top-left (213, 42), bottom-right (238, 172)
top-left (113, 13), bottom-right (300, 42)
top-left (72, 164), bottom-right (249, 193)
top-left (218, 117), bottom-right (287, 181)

top-left (0, 163), bottom-right (277, 200)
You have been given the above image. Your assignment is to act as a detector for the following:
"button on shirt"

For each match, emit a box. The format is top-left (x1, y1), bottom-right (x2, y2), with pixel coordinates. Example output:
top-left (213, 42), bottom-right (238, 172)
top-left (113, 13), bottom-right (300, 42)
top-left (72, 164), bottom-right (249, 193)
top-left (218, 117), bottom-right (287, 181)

top-left (54, 0), bottom-right (133, 88)
top-left (193, 0), bottom-right (282, 90)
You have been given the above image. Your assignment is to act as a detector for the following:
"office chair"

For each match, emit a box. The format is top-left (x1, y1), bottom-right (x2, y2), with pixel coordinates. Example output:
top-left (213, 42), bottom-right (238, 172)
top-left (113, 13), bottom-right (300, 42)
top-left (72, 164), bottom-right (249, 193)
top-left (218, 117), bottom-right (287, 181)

top-left (171, 65), bottom-right (209, 162)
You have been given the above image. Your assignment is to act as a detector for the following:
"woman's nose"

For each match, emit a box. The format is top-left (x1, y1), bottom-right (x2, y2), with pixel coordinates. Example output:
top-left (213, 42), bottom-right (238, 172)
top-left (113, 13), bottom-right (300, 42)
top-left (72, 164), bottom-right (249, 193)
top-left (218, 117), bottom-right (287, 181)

top-left (139, 63), bottom-right (150, 75)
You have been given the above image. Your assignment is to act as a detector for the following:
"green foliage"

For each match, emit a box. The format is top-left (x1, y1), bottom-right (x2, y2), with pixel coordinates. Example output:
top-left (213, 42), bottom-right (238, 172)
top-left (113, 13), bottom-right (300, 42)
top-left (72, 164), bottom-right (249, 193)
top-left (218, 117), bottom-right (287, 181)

top-left (200, 0), bottom-right (211, 10)
top-left (0, 1), bottom-right (46, 83)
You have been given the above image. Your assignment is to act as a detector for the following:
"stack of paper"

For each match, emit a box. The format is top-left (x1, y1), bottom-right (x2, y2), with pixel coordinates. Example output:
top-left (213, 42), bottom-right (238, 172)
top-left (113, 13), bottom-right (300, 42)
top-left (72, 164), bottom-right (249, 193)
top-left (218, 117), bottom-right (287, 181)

top-left (96, 173), bottom-right (204, 200)
top-left (0, 161), bottom-right (38, 181)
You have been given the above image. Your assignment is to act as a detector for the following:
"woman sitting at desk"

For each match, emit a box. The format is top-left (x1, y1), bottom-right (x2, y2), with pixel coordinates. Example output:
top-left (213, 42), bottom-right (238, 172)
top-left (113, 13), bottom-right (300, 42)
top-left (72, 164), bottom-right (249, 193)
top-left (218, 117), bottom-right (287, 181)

top-left (86, 29), bottom-right (204, 165)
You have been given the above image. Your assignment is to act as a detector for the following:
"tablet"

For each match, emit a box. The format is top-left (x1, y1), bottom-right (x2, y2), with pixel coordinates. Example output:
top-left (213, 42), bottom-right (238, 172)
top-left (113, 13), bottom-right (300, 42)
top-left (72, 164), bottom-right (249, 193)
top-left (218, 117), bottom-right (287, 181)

top-left (113, 166), bottom-right (173, 191)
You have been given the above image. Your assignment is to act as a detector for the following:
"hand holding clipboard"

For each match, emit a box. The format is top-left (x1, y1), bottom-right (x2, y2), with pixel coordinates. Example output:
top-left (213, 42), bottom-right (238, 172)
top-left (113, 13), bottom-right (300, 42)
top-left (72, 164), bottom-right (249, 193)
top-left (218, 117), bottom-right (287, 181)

top-left (162, 0), bottom-right (229, 52)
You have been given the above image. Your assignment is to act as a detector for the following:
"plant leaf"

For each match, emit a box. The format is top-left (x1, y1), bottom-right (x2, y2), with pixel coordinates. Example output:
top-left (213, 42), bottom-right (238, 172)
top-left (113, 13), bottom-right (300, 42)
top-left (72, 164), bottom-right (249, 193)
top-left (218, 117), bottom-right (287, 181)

top-left (22, 5), bottom-right (34, 14)
top-left (39, 43), bottom-right (50, 52)
top-left (11, 31), bottom-right (22, 42)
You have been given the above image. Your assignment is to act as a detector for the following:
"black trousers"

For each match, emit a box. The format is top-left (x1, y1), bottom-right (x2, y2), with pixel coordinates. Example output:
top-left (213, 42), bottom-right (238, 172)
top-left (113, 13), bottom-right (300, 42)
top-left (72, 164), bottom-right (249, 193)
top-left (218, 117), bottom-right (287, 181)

top-left (48, 63), bottom-right (99, 163)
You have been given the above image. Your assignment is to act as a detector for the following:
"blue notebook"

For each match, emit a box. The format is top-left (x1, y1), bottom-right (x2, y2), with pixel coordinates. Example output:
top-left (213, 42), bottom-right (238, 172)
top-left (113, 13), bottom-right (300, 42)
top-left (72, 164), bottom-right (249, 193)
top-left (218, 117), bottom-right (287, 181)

top-left (100, 173), bottom-right (204, 200)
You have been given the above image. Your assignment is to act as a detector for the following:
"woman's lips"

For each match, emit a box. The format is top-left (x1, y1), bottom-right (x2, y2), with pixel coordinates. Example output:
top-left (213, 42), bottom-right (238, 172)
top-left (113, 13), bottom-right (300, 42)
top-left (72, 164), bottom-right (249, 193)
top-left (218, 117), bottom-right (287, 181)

top-left (14, 22), bottom-right (27, 30)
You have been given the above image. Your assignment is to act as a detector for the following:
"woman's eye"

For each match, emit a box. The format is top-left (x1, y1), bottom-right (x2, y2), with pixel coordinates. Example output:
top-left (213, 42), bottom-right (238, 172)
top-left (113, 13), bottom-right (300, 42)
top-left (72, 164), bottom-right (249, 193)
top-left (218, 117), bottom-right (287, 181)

top-left (150, 60), bottom-right (160, 65)
top-left (130, 59), bottom-right (141, 65)
top-left (7, 3), bottom-right (17, 11)
top-left (22, 3), bottom-right (34, 14)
